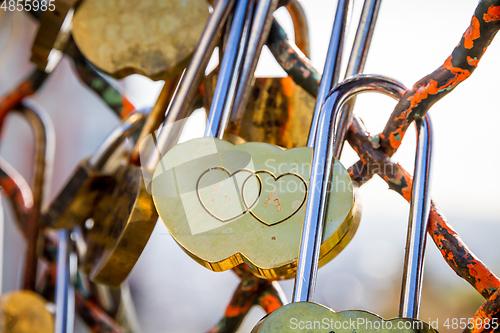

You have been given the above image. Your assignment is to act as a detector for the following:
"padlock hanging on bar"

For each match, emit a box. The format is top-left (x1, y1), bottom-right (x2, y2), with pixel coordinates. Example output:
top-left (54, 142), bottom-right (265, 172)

top-left (252, 75), bottom-right (437, 332)
top-left (399, 115), bottom-right (433, 319)
top-left (151, 0), bottom-right (359, 279)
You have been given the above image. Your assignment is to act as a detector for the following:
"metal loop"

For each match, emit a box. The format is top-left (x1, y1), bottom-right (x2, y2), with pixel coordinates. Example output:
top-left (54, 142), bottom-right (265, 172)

top-left (293, 74), bottom-right (407, 303)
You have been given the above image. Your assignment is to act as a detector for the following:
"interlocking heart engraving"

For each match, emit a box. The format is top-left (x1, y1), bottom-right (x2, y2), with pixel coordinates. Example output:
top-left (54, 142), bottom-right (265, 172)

top-left (152, 137), bottom-right (360, 279)
top-left (196, 167), bottom-right (307, 226)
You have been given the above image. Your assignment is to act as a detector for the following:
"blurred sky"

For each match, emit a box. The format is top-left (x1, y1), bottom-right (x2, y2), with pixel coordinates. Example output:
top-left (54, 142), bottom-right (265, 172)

top-left (1, 0), bottom-right (500, 332)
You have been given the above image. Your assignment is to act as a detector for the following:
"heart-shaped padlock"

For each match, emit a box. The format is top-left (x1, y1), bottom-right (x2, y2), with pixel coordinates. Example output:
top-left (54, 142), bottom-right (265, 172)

top-left (72, 0), bottom-right (209, 80)
top-left (151, 0), bottom-right (359, 279)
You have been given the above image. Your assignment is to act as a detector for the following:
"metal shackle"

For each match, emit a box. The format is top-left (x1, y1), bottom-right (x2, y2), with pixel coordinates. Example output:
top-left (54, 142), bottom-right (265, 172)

top-left (293, 74), bottom-right (407, 303)
top-left (13, 101), bottom-right (55, 292)
top-left (399, 114), bottom-right (433, 319)
top-left (88, 110), bottom-right (148, 170)
top-left (204, 0), bottom-right (252, 139)
top-left (306, 0), bottom-right (351, 147)
top-left (146, 0), bottom-right (234, 171)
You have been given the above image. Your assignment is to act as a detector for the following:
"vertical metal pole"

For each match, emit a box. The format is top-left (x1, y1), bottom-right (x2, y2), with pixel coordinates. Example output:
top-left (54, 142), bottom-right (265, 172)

top-left (306, 0), bottom-right (352, 147)
top-left (399, 115), bottom-right (433, 319)
top-left (205, 0), bottom-right (252, 139)
top-left (55, 229), bottom-right (74, 333)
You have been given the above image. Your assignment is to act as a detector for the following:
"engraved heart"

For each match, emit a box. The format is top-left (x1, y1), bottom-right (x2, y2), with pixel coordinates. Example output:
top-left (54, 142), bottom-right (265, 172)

top-left (196, 167), bottom-right (261, 223)
top-left (241, 170), bottom-right (307, 226)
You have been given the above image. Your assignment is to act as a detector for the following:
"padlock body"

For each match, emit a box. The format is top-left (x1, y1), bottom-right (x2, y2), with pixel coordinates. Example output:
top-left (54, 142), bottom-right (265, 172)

top-left (72, 0), bottom-right (210, 80)
top-left (43, 159), bottom-right (115, 229)
top-left (152, 137), bottom-right (360, 279)
top-left (85, 164), bottom-right (158, 287)
top-left (251, 302), bottom-right (438, 333)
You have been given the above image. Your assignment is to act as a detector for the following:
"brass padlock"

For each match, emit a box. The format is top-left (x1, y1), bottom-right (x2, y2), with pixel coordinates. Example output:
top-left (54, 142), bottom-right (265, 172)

top-left (83, 99), bottom-right (173, 286)
top-left (71, 0), bottom-right (210, 80)
top-left (252, 75), bottom-right (435, 333)
top-left (0, 290), bottom-right (54, 333)
top-left (81, 2), bottom-right (229, 282)
top-left (43, 111), bottom-right (146, 230)
top-left (152, 0), bottom-right (359, 279)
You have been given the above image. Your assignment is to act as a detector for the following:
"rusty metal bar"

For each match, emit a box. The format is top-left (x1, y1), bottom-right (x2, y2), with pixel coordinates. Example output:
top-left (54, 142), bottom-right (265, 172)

top-left (378, 0), bottom-right (500, 157)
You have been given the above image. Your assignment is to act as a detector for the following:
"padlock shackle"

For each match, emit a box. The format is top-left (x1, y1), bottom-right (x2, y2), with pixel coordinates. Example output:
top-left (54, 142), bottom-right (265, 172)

top-left (205, 0), bottom-right (252, 139)
top-left (12, 101), bottom-right (55, 292)
top-left (293, 75), bottom-right (406, 303)
top-left (54, 229), bottom-right (75, 333)
top-left (88, 110), bottom-right (148, 170)
top-left (399, 114), bottom-right (433, 319)
top-left (307, 0), bottom-right (351, 148)
top-left (147, 0), bottom-right (234, 171)
top-left (231, 0), bottom-right (279, 125)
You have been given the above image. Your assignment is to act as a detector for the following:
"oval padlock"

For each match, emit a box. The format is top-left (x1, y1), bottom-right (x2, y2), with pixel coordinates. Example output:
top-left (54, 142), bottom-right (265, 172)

top-left (152, 0), bottom-right (359, 279)
top-left (252, 75), bottom-right (436, 333)
top-left (71, 0), bottom-right (210, 80)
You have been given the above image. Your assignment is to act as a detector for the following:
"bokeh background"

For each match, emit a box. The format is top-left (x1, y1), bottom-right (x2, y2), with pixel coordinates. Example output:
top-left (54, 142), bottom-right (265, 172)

top-left (1, 0), bottom-right (499, 332)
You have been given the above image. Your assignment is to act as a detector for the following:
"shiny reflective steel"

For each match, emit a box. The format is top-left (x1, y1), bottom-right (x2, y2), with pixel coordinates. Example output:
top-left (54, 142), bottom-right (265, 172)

top-left (232, 0), bottom-right (279, 125)
top-left (399, 115), bottom-right (433, 319)
top-left (335, 0), bottom-right (382, 157)
top-left (205, 0), bottom-right (251, 139)
top-left (306, 0), bottom-right (351, 147)
top-left (293, 75), bottom-right (406, 302)
top-left (345, 0), bottom-right (381, 77)
top-left (55, 229), bottom-right (74, 333)
top-left (147, 0), bottom-right (234, 170)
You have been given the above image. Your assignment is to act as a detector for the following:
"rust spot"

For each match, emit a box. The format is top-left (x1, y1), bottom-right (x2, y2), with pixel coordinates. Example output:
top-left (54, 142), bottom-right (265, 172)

top-left (467, 56), bottom-right (480, 66)
top-left (463, 16), bottom-right (480, 49)
top-left (260, 294), bottom-right (281, 313)
top-left (484, 5), bottom-right (500, 22)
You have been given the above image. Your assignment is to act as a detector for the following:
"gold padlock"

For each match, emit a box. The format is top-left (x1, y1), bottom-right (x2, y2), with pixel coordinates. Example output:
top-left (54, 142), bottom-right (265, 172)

top-left (0, 290), bottom-right (54, 333)
top-left (152, 0), bottom-right (359, 279)
top-left (84, 87), bottom-right (177, 286)
top-left (71, 0), bottom-right (210, 80)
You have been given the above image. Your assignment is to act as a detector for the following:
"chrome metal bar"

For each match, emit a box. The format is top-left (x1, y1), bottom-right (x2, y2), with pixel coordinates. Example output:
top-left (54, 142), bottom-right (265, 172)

top-left (55, 229), bottom-right (73, 333)
top-left (399, 115), bottom-right (433, 319)
top-left (232, 0), bottom-right (278, 122)
top-left (307, 0), bottom-right (351, 147)
top-left (293, 75), bottom-right (406, 302)
top-left (205, 0), bottom-right (251, 138)
top-left (334, 0), bottom-right (382, 157)
top-left (345, 0), bottom-right (381, 77)
top-left (147, 0), bottom-right (234, 170)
